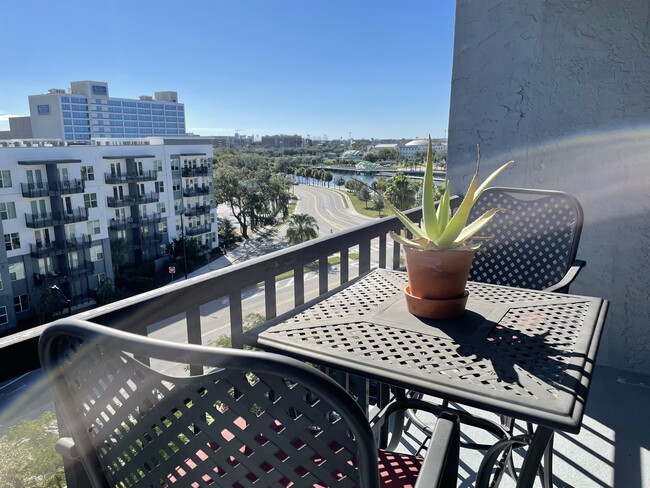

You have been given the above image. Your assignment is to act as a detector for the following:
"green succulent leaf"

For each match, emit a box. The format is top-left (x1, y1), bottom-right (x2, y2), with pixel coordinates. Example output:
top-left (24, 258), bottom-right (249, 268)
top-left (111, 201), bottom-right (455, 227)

top-left (422, 136), bottom-right (439, 240)
top-left (451, 208), bottom-right (502, 246)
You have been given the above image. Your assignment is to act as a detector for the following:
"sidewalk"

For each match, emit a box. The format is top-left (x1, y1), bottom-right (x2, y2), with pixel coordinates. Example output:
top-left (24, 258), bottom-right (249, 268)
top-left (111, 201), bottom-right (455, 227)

top-left (187, 225), bottom-right (286, 279)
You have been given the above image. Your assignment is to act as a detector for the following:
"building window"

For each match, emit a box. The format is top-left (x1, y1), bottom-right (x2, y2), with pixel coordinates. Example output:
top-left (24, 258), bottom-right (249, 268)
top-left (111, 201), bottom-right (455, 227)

top-left (173, 179), bottom-right (181, 192)
top-left (90, 245), bottom-right (104, 262)
top-left (84, 193), bottom-right (98, 208)
top-left (0, 170), bottom-right (12, 188)
top-left (14, 295), bottom-right (29, 313)
top-left (153, 159), bottom-right (163, 171)
top-left (9, 262), bottom-right (25, 281)
top-left (170, 158), bottom-right (180, 171)
top-left (37, 104), bottom-right (50, 115)
top-left (157, 202), bottom-right (166, 214)
top-left (155, 181), bottom-right (164, 193)
top-left (87, 219), bottom-right (101, 235)
top-left (81, 166), bottom-right (95, 181)
top-left (159, 221), bottom-right (168, 233)
top-left (0, 306), bottom-right (7, 326)
top-left (0, 202), bottom-right (17, 220)
top-left (4, 233), bottom-right (20, 251)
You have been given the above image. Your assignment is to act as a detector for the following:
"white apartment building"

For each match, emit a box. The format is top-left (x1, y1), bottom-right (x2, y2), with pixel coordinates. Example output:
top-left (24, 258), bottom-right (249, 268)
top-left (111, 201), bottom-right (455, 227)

top-left (0, 137), bottom-right (217, 333)
top-left (27, 80), bottom-right (186, 141)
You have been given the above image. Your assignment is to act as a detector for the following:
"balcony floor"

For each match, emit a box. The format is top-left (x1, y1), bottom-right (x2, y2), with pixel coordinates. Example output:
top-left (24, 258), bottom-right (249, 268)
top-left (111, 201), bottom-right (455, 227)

top-left (394, 364), bottom-right (650, 487)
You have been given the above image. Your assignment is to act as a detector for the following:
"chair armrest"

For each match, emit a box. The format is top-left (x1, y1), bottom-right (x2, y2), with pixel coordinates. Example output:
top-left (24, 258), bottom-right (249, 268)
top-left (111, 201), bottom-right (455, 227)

top-left (414, 412), bottom-right (460, 488)
top-left (55, 437), bottom-right (79, 460)
top-left (545, 259), bottom-right (586, 293)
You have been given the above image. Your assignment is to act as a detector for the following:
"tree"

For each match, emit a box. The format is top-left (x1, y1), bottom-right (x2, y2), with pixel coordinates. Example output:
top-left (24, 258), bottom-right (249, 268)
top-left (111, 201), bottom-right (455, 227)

top-left (35, 286), bottom-right (68, 324)
top-left (285, 213), bottom-right (319, 245)
top-left (218, 217), bottom-right (241, 249)
top-left (167, 236), bottom-right (203, 274)
top-left (363, 152), bottom-right (380, 162)
top-left (96, 277), bottom-right (117, 305)
top-left (110, 238), bottom-right (128, 277)
top-left (385, 172), bottom-right (417, 210)
top-left (334, 176), bottom-right (346, 188)
top-left (0, 411), bottom-right (64, 487)
top-left (358, 186), bottom-right (371, 208)
top-left (344, 178), bottom-right (363, 193)
top-left (372, 193), bottom-right (385, 216)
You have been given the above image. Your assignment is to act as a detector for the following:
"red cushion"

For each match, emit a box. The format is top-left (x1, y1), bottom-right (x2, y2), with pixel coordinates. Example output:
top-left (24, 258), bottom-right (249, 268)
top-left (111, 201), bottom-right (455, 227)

top-left (377, 449), bottom-right (423, 488)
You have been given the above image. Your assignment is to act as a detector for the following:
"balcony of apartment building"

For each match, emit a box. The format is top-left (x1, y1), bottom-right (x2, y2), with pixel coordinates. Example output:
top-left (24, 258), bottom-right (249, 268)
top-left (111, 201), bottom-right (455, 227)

top-left (108, 215), bottom-right (138, 230)
top-left (65, 234), bottom-right (92, 250)
top-left (138, 212), bottom-right (164, 226)
top-left (184, 223), bottom-right (211, 236)
top-left (104, 170), bottom-right (158, 184)
top-left (182, 185), bottom-right (210, 197)
top-left (55, 207), bottom-right (89, 224)
top-left (181, 165), bottom-right (210, 177)
top-left (68, 261), bottom-right (94, 278)
top-left (33, 269), bottom-right (67, 287)
top-left (106, 195), bottom-right (136, 207)
top-left (25, 211), bottom-right (55, 229)
top-left (29, 240), bottom-right (66, 258)
top-left (21, 182), bottom-right (53, 198)
top-left (55, 179), bottom-right (85, 195)
top-left (183, 203), bottom-right (212, 217)
top-left (134, 191), bottom-right (159, 204)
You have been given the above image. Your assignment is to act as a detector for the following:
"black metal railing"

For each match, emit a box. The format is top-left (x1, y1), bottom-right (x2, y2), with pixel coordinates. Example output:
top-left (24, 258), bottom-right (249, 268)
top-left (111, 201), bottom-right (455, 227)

top-left (0, 207), bottom-right (429, 488)
top-left (30, 241), bottom-right (66, 257)
top-left (21, 182), bottom-right (52, 198)
top-left (25, 212), bottom-right (55, 228)
top-left (134, 192), bottom-right (159, 204)
top-left (104, 170), bottom-right (158, 184)
top-left (139, 212), bottom-right (164, 225)
top-left (184, 204), bottom-right (211, 217)
top-left (181, 166), bottom-right (210, 177)
top-left (107, 196), bottom-right (136, 207)
top-left (183, 186), bottom-right (210, 197)
top-left (185, 224), bottom-right (212, 236)
top-left (59, 207), bottom-right (88, 224)
top-left (108, 216), bottom-right (138, 229)
top-left (21, 179), bottom-right (85, 197)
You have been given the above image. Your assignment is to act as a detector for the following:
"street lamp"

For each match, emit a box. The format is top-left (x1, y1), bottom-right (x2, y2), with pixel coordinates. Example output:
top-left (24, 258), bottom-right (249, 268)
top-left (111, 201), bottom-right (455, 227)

top-left (50, 285), bottom-right (72, 317)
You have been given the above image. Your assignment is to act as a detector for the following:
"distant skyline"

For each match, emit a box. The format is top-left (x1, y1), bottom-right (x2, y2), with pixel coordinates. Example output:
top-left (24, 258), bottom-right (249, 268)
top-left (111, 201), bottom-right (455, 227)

top-left (0, 1), bottom-right (456, 140)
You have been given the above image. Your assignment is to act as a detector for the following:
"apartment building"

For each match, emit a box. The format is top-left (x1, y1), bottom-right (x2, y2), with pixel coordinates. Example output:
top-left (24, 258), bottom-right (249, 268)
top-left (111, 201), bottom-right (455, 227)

top-left (0, 137), bottom-right (217, 334)
top-left (22, 80), bottom-right (186, 141)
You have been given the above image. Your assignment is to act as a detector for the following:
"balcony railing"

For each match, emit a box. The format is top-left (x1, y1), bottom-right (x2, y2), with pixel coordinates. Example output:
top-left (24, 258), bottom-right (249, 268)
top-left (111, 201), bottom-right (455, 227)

top-left (182, 166), bottom-right (210, 177)
top-left (69, 262), bottom-right (94, 277)
top-left (185, 224), bottom-right (212, 236)
top-left (139, 212), bottom-right (164, 225)
top-left (183, 186), bottom-right (210, 197)
top-left (107, 195), bottom-right (136, 207)
top-left (58, 207), bottom-right (89, 224)
top-left (30, 241), bottom-right (66, 257)
top-left (0, 208), bottom-right (421, 487)
top-left (134, 191), bottom-right (159, 204)
top-left (108, 216), bottom-right (138, 229)
top-left (34, 270), bottom-right (68, 287)
top-left (104, 170), bottom-right (158, 184)
top-left (20, 179), bottom-right (85, 197)
top-left (183, 204), bottom-right (212, 217)
top-left (66, 234), bottom-right (92, 250)
top-left (25, 212), bottom-right (55, 228)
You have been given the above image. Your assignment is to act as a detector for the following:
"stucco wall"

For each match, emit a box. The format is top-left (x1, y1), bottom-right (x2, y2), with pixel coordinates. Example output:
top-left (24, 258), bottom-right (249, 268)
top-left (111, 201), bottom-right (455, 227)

top-left (447, 0), bottom-right (650, 373)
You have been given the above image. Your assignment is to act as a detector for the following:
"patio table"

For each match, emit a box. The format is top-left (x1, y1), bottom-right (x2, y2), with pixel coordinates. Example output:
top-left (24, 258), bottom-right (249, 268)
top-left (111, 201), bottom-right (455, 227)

top-left (242, 268), bottom-right (608, 487)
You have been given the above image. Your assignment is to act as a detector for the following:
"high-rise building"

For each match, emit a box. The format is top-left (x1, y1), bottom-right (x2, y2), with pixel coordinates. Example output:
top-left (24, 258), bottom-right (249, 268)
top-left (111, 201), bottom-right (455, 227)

top-left (0, 137), bottom-right (216, 334)
top-left (26, 80), bottom-right (186, 141)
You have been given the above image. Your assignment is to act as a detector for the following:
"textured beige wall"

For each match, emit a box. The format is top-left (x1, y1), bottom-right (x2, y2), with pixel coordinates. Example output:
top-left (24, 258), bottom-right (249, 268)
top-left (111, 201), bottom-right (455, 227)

top-left (447, 0), bottom-right (650, 372)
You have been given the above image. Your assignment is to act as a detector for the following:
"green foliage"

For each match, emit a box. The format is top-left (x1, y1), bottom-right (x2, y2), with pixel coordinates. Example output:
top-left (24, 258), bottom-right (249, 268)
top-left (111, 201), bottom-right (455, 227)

top-left (35, 287), bottom-right (68, 324)
top-left (386, 138), bottom-right (514, 251)
top-left (0, 411), bottom-right (65, 488)
top-left (285, 213), bottom-right (319, 245)
top-left (217, 217), bottom-right (242, 249)
top-left (209, 313), bottom-right (266, 349)
top-left (358, 186), bottom-right (371, 208)
top-left (384, 172), bottom-right (417, 210)
top-left (167, 236), bottom-right (204, 274)
top-left (96, 277), bottom-right (117, 305)
top-left (110, 237), bottom-right (128, 277)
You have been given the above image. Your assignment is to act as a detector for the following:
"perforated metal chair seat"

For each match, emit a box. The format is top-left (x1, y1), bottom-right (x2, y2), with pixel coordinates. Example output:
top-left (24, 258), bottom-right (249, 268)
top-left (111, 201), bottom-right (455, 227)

top-left (40, 319), bottom-right (460, 488)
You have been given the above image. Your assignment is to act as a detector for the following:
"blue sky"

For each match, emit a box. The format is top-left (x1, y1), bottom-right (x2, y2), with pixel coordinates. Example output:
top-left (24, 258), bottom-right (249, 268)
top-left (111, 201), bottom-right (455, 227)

top-left (0, 1), bottom-right (456, 140)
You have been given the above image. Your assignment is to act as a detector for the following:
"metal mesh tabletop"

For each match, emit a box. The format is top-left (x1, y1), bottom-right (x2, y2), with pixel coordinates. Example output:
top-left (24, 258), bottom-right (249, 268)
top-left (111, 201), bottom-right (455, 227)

top-left (247, 269), bottom-right (608, 433)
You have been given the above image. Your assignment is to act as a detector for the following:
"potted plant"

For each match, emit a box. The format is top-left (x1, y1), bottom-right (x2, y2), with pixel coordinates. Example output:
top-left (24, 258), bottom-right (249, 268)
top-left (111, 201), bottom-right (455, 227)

top-left (384, 137), bottom-right (513, 319)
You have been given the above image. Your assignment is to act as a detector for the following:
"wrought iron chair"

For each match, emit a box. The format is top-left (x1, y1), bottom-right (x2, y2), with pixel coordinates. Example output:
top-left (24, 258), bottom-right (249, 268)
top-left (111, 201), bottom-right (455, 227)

top-left (39, 319), bottom-right (461, 488)
top-left (404, 187), bottom-right (585, 485)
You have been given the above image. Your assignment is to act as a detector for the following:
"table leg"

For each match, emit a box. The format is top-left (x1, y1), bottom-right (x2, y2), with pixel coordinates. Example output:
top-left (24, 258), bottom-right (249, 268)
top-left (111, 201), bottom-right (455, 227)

top-left (516, 426), bottom-right (554, 488)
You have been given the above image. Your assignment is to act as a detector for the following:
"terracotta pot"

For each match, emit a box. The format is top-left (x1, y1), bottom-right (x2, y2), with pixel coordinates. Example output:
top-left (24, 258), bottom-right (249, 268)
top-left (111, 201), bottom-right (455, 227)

top-left (403, 246), bottom-right (477, 300)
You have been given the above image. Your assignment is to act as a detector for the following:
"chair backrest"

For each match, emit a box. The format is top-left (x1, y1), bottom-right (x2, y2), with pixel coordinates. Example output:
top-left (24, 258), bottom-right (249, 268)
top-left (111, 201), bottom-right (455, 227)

top-left (39, 319), bottom-right (379, 488)
top-left (468, 187), bottom-right (583, 290)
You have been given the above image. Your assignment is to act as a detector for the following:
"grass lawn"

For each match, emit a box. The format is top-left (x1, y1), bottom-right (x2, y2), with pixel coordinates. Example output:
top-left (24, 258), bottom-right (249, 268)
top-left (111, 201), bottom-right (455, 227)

top-left (332, 189), bottom-right (396, 219)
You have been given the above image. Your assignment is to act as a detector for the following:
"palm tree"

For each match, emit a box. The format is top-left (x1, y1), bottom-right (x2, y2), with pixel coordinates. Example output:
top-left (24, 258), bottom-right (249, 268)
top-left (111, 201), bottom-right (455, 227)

top-left (285, 213), bottom-right (319, 245)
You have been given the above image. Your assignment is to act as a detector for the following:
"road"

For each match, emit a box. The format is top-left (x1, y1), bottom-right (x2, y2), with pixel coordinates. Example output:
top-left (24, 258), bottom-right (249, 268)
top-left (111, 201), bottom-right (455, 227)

top-left (147, 184), bottom-right (398, 374)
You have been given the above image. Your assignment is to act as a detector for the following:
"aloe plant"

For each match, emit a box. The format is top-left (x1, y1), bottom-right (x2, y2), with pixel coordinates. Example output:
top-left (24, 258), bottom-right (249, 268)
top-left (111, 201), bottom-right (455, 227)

top-left (387, 137), bottom-right (514, 251)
